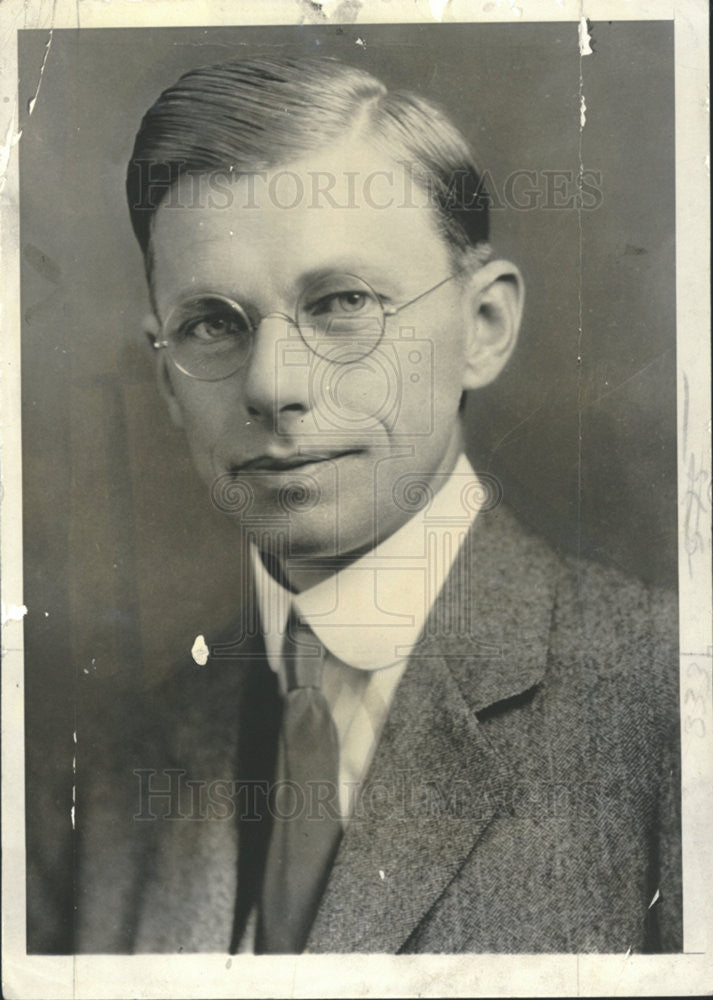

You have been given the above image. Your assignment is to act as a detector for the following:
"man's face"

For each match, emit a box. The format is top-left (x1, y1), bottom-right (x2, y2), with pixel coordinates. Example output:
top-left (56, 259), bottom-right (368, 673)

top-left (149, 137), bottom-right (484, 564)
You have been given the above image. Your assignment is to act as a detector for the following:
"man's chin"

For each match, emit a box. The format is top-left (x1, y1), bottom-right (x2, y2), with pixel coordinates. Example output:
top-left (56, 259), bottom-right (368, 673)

top-left (244, 512), bottom-right (381, 584)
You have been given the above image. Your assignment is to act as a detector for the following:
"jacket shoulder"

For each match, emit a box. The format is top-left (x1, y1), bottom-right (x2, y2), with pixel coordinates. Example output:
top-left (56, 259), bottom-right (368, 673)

top-left (552, 550), bottom-right (679, 707)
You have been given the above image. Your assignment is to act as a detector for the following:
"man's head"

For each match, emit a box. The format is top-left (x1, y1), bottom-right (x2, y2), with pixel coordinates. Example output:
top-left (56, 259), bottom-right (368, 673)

top-left (127, 56), bottom-right (523, 578)
top-left (128, 56), bottom-right (492, 274)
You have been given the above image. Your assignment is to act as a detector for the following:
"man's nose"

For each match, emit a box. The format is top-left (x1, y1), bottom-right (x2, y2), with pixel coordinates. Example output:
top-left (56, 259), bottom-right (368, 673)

top-left (242, 313), bottom-right (312, 428)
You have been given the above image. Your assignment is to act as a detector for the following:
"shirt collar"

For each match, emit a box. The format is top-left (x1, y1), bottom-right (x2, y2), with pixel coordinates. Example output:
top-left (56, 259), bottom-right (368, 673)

top-left (252, 453), bottom-right (483, 673)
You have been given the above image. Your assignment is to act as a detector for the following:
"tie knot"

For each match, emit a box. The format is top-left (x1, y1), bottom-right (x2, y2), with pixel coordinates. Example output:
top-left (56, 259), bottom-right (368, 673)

top-left (283, 610), bottom-right (324, 690)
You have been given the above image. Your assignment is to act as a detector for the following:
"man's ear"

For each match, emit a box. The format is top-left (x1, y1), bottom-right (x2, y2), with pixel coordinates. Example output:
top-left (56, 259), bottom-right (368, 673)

top-left (460, 260), bottom-right (524, 390)
top-left (142, 312), bottom-right (185, 429)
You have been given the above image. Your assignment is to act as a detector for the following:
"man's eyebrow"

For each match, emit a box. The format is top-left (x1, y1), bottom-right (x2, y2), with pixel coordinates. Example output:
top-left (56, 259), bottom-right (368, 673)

top-left (288, 262), bottom-right (404, 298)
top-left (153, 252), bottom-right (413, 316)
top-left (167, 264), bottom-right (405, 307)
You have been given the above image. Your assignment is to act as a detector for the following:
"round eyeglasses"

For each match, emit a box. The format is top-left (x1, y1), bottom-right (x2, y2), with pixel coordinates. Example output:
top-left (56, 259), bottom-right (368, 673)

top-left (153, 270), bottom-right (460, 381)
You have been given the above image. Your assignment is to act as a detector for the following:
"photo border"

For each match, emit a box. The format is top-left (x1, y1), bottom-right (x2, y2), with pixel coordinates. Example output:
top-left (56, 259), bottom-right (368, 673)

top-left (1, 1), bottom-right (710, 997)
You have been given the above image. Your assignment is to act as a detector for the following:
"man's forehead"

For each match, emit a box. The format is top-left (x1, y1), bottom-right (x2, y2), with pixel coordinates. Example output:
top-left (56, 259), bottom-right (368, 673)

top-left (152, 135), bottom-right (441, 237)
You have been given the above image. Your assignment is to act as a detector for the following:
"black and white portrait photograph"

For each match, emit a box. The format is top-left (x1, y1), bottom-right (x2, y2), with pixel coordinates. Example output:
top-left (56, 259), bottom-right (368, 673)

top-left (1, 1), bottom-right (710, 997)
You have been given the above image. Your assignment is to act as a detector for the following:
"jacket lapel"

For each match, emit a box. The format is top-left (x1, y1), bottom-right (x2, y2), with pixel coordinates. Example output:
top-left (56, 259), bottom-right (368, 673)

top-left (306, 649), bottom-right (505, 952)
top-left (307, 506), bottom-right (561, 952)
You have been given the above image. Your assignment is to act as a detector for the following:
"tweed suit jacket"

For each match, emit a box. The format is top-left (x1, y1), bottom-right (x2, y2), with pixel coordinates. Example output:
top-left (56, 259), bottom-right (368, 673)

top-left (73, 504), bottom-right (682, 953)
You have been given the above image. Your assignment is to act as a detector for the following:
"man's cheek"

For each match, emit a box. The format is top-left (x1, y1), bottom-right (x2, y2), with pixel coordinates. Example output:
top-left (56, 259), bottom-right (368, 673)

top-left (183, 434), bottom-right (216, 486)
top-left (311, 363), bottom-right (402, 433)
top-left (177, 407), bottom-right (224, 481)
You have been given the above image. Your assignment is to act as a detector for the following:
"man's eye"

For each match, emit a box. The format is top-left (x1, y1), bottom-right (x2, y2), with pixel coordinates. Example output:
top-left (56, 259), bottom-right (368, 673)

top-left (183, 315), bottom-right (243, 343)
top-left (309, 291), bottom-right (370, 315)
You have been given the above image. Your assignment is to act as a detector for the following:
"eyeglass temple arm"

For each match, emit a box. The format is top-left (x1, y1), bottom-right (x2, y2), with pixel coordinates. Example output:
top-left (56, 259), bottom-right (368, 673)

top-left (383, 271), bottom-right (460, 317)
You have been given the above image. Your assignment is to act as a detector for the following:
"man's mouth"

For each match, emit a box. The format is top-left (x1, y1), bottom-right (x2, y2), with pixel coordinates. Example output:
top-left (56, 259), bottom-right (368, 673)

top-left (232, 449), bottom-right (361, 473)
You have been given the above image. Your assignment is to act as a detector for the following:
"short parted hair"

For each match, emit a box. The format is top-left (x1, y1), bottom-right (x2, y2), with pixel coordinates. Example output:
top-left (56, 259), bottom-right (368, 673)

top-left (126, 55), bottom-right (490, 278)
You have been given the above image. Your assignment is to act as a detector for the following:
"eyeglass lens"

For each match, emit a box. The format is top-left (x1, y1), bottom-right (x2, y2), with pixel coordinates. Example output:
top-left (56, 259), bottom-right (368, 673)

top-left (162, 274), bottom-right (386, 380)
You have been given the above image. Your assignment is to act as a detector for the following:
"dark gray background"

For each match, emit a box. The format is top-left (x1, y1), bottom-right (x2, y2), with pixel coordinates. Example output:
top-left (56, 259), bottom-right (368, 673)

top-left (19, 22), bottom-right (676, 704)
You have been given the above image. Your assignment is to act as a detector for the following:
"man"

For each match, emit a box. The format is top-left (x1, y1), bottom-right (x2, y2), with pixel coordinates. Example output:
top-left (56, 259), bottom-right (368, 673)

top-left (74, 54), bottom-right (681, 953)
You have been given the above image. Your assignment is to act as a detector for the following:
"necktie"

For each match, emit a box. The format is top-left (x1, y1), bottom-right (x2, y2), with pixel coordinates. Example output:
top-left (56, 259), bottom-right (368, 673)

top-left (256, 610), bottom-right (343, 953)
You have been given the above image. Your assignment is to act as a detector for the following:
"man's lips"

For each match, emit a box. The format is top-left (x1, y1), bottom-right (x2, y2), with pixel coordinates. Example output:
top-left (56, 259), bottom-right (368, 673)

top-left (231, 450), bottom-right (361, 473)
